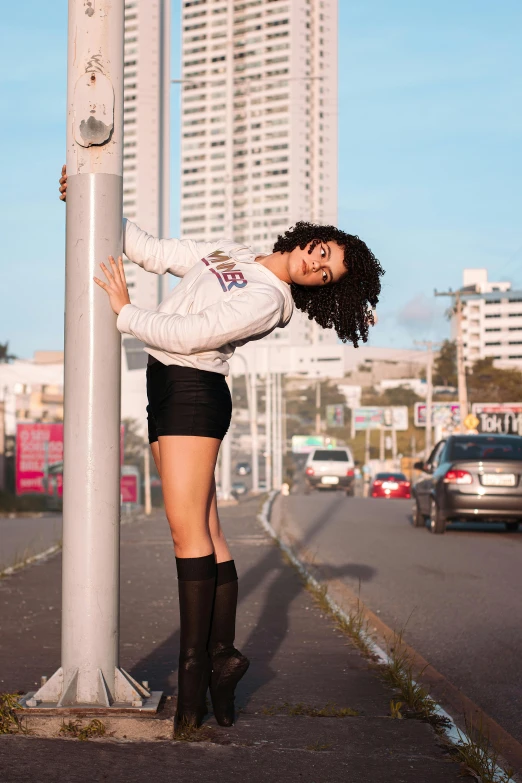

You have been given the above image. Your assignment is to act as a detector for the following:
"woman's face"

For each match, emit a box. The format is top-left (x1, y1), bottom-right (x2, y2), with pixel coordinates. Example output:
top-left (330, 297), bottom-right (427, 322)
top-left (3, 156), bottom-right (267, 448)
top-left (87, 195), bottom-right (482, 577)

top-left (287, 240), bottom-right (347, 287)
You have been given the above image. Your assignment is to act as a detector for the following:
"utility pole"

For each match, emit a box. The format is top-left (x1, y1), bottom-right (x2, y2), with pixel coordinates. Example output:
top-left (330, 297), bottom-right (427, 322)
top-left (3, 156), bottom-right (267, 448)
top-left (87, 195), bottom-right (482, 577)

top-left (315, 378), bottom-right (321, 435)
top-left (414, 340), bottom-right (440, 456)
top-left (435, 289), bottom-right (468, 433)
top-left (250, 368), bottom-right (259, 493)
top-left (24, 0), bottom-right (153, 710)
top-left (265, 371), bottom-right (272, 492)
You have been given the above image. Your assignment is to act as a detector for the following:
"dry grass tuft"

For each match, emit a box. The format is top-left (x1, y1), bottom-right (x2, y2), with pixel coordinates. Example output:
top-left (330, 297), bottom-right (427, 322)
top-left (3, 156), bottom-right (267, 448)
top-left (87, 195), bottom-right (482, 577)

top-left (0, 693), bottom-right (26, 735)
top-left (59, 718), bottom-right (106, 741)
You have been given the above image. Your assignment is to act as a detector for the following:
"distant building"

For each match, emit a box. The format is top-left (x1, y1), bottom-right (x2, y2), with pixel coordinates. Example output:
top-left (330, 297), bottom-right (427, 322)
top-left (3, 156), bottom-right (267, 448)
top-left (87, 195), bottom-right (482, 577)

top-left (459, 268), bottom-right (522, 368)
top-left (180, 0), bottom-right (338, 252)
top-left (123, 0), bottom-right (171, 311)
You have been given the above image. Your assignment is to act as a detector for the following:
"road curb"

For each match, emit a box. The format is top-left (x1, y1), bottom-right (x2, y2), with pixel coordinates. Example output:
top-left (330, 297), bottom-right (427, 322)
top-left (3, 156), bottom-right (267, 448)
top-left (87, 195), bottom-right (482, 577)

top-left (258, 491), bottom-right (522, 782)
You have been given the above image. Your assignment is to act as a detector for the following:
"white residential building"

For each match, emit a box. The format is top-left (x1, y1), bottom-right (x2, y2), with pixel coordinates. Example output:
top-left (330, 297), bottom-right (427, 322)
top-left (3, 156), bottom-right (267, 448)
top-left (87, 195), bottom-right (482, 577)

top-left (123, 0), bottom-right (171, 312)
top-left (180, 0), bottom-right (338, 347)
top-left (180, 0), bottom-right (338, 251)
top-left (459, 268), bottom-right (522, 368)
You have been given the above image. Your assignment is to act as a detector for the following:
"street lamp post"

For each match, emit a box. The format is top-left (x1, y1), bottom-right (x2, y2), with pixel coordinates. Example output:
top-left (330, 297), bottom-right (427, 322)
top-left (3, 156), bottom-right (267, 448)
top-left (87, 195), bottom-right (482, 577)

top-left (22, 0), bottom-right (155, 711)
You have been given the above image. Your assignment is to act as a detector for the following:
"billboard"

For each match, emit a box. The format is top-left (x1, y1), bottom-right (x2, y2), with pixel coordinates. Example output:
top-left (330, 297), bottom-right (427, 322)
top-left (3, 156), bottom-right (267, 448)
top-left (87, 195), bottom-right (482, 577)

top-left (291, 435), bottom-right (338, 454)
top-left (414, 403), bottom-right (461, 428)
top-left (120, 473), bottom-right (139, 504)
top-left (16, 423), bottom-right (64, 496)
top-left (326, 404), bottom-right (344, 428)
top-left (16, 422), bottom-right (126, 496)
top-left (352, 406), bottom-right (408, 433)
top-left (471, 403), bottom-right (522, 435)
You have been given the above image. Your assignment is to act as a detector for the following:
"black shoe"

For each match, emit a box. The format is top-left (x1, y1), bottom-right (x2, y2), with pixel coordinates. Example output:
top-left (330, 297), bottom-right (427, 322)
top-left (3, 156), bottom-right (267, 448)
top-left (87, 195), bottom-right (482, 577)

top-left (175, 650), bottom-right (211, 730)
top-left (210, 645), bottom-right (250, 727)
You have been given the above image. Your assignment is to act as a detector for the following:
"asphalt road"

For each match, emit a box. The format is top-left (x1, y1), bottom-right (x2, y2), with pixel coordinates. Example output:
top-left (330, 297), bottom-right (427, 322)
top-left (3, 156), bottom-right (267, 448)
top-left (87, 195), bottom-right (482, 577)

top-left (0, 515), bottom-right (62, 572)
top-left (281, 486), bottom-right (522, 745)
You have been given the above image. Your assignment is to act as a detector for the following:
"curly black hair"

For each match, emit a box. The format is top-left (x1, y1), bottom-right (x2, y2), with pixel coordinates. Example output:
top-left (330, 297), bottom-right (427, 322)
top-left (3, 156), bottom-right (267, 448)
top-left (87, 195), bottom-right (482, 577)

top-left (273, 221), bottom-right (384, 347)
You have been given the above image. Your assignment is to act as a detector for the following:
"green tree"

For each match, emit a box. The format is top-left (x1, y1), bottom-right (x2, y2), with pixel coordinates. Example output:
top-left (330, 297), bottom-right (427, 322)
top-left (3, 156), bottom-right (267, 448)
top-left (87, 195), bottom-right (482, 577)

top-left (433, 340), bottom-right (457, 387)
top-left (467, 358), bottom-right (522, 404)
top-left (0, 342), bottom-right (16, 363)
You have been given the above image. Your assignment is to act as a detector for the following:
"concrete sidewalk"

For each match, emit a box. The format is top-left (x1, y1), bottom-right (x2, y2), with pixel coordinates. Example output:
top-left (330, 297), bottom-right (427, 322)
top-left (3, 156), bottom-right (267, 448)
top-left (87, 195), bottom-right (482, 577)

top-left (0, 497), bottom-right (463, 782)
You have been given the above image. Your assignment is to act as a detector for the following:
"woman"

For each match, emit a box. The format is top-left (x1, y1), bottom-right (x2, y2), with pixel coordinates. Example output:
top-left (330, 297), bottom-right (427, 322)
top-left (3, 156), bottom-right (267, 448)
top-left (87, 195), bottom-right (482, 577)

top-left (59, 168), bottom-right (384, 731)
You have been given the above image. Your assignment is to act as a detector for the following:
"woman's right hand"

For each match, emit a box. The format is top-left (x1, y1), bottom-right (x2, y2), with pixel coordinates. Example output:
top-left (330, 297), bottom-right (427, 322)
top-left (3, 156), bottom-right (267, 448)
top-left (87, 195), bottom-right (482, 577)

top-left (59, 164), bottom-right (67, 202)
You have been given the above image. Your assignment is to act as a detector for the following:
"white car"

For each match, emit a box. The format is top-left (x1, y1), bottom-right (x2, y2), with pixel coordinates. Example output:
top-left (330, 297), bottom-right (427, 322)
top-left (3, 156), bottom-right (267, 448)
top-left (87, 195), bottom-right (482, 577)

top-left (304, 447), bottom-right (356, 496)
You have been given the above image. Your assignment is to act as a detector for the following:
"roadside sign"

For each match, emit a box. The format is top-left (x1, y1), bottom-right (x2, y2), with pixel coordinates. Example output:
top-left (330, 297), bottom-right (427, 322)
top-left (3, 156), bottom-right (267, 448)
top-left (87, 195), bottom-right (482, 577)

top-left (352, 406), bottom-right (408, 432)
top-left (120, 473), bottom-right (138, 504)
top-left (15, 423), bottom-right (64, 496)
top-left (464, 413), bottom-right (480, 431)
top-left (16, 422), bottom-right (127, 496)
top-left (414, 403), bottom-right (461, 429)
top-left (471, 403), bottom-right (522, 435)
top-left (326, 404), bottom-right (344, 428)
top-left (291, 435), bottom-right (338, 454)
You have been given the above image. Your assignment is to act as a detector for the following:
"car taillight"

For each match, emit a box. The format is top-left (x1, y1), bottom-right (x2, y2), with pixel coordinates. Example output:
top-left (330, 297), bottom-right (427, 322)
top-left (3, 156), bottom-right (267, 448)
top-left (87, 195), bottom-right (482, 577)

top-left (346, 468), bottom-right (354, 477)
top-left (373, 479), bottom-right (382, 487)
top-left (305, 467), bottom-right (315, 476)
top-left (443, 469), bottom-right (473, 485)
top-left (399, 481), bottom-right (410, 487)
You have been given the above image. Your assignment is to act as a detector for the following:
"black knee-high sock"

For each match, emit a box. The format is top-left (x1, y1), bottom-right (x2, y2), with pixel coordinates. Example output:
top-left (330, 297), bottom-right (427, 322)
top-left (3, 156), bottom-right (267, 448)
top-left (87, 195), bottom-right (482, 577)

top-left (176, 554), bottom-right (217, 658)
top-left (209, 560), bottom-right (238, 656)
top-left (175, 554), bottom-right (216, 724)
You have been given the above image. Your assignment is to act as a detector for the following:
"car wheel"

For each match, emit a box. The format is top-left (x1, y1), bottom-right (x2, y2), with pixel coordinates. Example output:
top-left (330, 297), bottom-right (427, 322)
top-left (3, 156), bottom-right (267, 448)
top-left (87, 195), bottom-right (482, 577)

top-left (346, 486), bottom-right (354, 497)
top-left (505, 521), bottom-right (520, 532)
top-left (412, 500), bottom-right (426, 528)
top-left (428, 498), bottom-right (446, 535)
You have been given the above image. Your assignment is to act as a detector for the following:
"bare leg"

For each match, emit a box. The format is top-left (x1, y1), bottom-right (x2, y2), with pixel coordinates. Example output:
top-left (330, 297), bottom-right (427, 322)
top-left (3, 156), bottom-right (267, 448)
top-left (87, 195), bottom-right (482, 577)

top-left (208, 478), bottom-right (233, 563)
top-left (158, 435), bottom-right (220, 558)
top-left (151, 440), bottom-right (232, 562)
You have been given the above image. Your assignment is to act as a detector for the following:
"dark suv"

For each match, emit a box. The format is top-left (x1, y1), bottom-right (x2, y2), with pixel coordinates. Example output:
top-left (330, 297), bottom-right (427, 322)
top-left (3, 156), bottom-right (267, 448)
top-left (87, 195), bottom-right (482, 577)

top-left (412, 434), bottom-right (522, 534)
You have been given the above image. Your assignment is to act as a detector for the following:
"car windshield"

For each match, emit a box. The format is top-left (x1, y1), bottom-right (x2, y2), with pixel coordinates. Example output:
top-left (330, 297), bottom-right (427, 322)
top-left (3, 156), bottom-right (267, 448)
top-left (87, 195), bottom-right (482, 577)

top-left (312, 450), bottom-right (349, 461)
top-left (448, 437), bottom-right (522, 462)
top-left (375, 473), bottom-right (407, 481)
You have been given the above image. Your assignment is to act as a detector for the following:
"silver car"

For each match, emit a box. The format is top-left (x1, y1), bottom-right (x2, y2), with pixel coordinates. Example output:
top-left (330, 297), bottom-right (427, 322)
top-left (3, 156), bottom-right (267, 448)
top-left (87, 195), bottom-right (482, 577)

top-left (413, 434), bottom-right (522, 534)
top-left (304, 447), bottom-right (355, 496)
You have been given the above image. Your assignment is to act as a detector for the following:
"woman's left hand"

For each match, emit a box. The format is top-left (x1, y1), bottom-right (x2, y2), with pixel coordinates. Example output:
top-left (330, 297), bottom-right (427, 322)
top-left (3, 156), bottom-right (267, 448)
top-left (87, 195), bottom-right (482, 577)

top-left (94, 256), bottom-right (131, 315)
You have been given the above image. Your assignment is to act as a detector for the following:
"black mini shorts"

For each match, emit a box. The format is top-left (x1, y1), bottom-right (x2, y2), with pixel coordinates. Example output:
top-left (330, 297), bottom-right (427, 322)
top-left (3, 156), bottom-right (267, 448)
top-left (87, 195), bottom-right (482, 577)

top-left (146, 360), bottom-right (232, 443)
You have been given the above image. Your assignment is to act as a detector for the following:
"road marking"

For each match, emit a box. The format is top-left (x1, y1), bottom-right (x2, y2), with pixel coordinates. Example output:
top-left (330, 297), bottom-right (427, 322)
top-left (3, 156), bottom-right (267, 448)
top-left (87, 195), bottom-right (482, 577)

top-left (258, 491), bottom-right (521, 781)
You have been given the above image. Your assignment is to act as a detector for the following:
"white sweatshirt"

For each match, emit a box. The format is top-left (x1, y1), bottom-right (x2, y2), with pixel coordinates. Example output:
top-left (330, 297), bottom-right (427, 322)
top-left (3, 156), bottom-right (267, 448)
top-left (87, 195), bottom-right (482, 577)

top-left (116, 220), bottom-right (294, 375)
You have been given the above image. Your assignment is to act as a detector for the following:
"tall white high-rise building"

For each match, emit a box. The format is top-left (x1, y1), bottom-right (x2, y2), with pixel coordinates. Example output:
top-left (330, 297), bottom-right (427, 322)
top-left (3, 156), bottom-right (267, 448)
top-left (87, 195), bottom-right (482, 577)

top-left (123, 0), bottom-right (171, 312)
top-left (458, 269), bottom-right (522, 368)
top-left (180, 0), bottom-right (338, 253)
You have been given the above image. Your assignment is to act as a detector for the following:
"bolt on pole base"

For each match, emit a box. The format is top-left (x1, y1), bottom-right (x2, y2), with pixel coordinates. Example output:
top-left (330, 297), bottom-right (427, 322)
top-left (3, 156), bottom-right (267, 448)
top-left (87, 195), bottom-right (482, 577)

top-left (20, 666), bottom-right (162, 714)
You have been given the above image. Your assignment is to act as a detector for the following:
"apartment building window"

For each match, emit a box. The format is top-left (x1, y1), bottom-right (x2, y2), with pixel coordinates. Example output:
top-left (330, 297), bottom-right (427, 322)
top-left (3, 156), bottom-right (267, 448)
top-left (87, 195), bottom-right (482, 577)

top-left (509, 312), bottom-right (522, 317)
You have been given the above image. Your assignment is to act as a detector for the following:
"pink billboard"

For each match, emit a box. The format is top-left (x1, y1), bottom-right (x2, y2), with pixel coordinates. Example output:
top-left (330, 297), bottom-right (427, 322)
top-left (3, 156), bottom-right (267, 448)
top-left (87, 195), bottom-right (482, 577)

top-left (16, 423), bottom-right (64, 496)
top-left (16, 423), bottom-right (126, 496)
top-left (120, 474), bottom-right (138, 504)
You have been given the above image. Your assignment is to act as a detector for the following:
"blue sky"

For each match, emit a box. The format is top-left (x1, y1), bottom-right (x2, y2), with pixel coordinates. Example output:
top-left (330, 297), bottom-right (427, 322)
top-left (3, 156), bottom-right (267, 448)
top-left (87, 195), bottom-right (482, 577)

top-left (1, 0), bottom-right (521, 358)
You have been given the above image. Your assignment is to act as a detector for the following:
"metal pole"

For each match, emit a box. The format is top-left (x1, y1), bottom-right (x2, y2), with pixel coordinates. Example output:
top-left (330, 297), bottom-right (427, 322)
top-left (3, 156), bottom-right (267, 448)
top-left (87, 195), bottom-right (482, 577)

top-left (144, 442), bottom-right (152, 517)
top-left (265, 371), bottom-right (272, 492)
top-left (455, 292), bottom-right (469, 433)
top-left (434, 289), bottom-right (468, 434)
top-left (425, 343), bottom-right (434, 455)
top-left (315, 378), bottom-right (321, 435)
top-left (379, 426), bottom-right (385, 462)
top-left (251, 365), bottom-right (259, 493)
top-left (25, 0), bottom-right (150, 710)
top-left (271, 372), bottom-right (278, 489)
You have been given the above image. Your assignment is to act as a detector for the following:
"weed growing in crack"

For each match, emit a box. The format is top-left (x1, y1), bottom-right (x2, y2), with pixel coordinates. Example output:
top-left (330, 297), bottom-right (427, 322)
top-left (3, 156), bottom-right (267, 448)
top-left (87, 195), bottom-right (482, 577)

top-left (0, 693), bottom-right (26, 735)
top-left (174, 723), bottom-right (214, 743)
top-left (451, 717), bottom-right (514, 783)
top-left (59, 719), bottom-right (106, 741)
